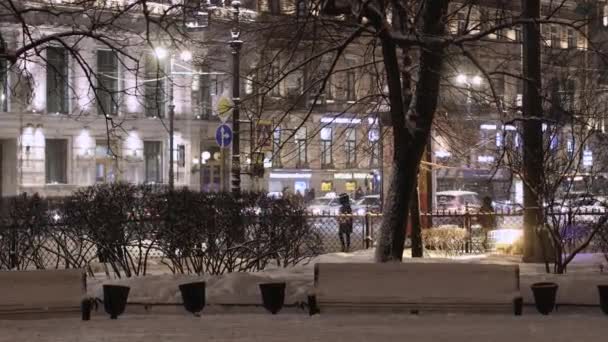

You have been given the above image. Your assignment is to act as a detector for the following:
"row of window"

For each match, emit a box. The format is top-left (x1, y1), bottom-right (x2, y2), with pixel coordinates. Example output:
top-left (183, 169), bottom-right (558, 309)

top-left (266, 60), bottom-right (358, 102)
top-left (271, 126), bottom-right (380, 169)
top-left (43, 139), bottom-right (172, 185)
top-left (450, 10), bottom-right (586, 50)
top-left (0, 47), bottom-right (224, 118)
top-left (5, 46), bottom-right (359, 117)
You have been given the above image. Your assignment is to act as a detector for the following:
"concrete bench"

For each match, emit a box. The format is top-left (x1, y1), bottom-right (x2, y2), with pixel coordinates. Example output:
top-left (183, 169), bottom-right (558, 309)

top-left (314, 263), bottom-right (521, 314)
top-left (0, 269), bottom-right (86, 319)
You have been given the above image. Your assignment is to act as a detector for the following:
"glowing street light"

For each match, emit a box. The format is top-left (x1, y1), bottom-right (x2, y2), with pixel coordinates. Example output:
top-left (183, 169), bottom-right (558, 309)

top-left (471, 75), bottom-right (483, 86)
top-left (180, 50), bottom-right (193, 62)
top-left (154, 46), bottom-right (168, 60)
top-left (456, 74), bottom-right (467, 85)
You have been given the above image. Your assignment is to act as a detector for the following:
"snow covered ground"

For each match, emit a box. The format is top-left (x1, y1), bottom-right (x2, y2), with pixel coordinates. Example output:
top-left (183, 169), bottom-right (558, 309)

top-left (1, 314), bottom-right (607, 342)
top-left (88, 249), bottom-right (608, 307)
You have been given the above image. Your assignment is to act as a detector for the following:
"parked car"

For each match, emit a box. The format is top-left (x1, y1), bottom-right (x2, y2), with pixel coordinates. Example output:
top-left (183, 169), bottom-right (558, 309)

top-left (353, 195), bottom-right (381, 216)
top-left (266, 191), bottom-right (283, 199)
top-left (307, 194), bottom-right (356, 215)
top-left (435, 191), bottom-right (481, 213)
top-left (549, 195), bottom-right (607, 224)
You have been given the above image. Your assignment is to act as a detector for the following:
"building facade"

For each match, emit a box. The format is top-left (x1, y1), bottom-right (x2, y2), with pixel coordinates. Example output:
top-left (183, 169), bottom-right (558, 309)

top-left (0, 0), bottom-right (388, 200)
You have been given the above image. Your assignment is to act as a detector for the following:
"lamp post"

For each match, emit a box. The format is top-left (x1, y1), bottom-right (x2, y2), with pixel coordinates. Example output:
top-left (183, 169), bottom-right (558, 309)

top-left (154, 46), bottom-right (192, 191)
top-left (230, 0), bottom-right (243, 193)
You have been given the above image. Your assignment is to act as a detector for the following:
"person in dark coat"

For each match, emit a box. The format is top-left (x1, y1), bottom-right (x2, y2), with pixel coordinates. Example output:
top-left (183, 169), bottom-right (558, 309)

top-left (478, 196), bottom-right (497, 249)
top-left (355, 186), bottom-right (364, 200)
top-left (338, 193), bottom-right (353, 252)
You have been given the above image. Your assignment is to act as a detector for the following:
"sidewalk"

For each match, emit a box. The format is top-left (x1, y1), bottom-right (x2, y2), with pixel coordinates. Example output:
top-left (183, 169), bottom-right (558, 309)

top-left (1, 313), bottom-right (606, 342)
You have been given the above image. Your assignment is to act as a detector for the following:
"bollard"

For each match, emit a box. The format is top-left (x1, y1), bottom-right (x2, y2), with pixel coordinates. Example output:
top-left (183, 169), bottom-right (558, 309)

top-left (81, 298), bottom-right (92, 321)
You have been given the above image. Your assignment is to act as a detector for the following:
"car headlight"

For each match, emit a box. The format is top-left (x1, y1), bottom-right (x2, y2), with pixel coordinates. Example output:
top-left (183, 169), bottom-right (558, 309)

top-left (357, 208), bottom-right (365, 216)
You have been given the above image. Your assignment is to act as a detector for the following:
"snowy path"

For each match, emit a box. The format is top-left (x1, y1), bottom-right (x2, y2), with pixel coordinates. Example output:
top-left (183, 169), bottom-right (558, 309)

top-left (1, 314), bottom-right (607, 341)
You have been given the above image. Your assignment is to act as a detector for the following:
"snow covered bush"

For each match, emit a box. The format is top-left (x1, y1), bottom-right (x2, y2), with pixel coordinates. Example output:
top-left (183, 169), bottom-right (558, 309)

top-left (62, 183), bottom-right (159, 277)
top-left (154, 190), bottom-right (322, 275)
top-left (0, 193), bottom-right (50, 270)
top-left (0, 186), bottom-right (321, 276)
top-left (422, 226), bottom-right (467, 256)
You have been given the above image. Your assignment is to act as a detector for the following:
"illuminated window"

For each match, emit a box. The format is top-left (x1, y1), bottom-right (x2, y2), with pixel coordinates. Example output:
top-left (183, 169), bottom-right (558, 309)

top-left (45, 139), bottom-right (68, 184)
top-left (97, 50), bottom-right (119, 116)
top-left (0, 55), bottom-right (7, 112)
top-left (144, 141), bottom-right (163, 183)
top-left (144, 53), bottom-right (166, 118)
top-left (477, 155), bottom-right (495, 163)
top-left (345, 128), bottom-right (356, 167)
top-left (345, 181), bottom-right (357, 192)
top-left (295, 126), bottom-right (307, 167)
top-left (272, 127), bottom-right (282, 167)
top-left (47, 47), bottom-right (69, 114)
top-left (95, 140), bottom-right (118, 183)
top-left (321, 127), bottom-right (333, 168)
top-left (192, 66), bottom-right (211, 119)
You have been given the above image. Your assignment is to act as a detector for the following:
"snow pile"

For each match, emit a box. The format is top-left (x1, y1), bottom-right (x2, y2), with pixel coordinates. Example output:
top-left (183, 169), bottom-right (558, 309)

top-left (88, 249), bottom-right (608, 306)
top-left (88, 250), bottom-right (370, 305)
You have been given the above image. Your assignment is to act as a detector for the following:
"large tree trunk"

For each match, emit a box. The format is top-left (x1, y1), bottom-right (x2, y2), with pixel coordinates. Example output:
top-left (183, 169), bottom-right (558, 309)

top-left (375, 0), bottom-right (449, 262)
top-left (410, 179), bottom-right (423, 257)
top-left (521, 0), bottom-right (545, 262)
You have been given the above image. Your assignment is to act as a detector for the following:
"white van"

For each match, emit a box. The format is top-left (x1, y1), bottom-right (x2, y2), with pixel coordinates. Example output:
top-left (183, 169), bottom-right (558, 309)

top-left (435, 190), bottom-right (481, 213)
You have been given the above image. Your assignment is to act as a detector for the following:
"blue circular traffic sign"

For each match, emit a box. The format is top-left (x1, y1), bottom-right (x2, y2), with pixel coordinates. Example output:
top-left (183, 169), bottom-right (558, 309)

top-left (216, 124), bottom-right (233, 147)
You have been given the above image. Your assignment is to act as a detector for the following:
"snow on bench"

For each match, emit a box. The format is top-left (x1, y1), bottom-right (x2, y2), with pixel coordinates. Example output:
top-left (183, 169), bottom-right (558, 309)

top-left (314, 263), bottom-right (521, 314)
top-left (0, 269), bottom-right (86, 319)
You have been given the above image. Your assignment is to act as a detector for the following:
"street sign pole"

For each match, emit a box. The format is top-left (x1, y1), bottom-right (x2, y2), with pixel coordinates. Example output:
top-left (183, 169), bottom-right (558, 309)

top-left (230, 1), bottom-right (243, 193)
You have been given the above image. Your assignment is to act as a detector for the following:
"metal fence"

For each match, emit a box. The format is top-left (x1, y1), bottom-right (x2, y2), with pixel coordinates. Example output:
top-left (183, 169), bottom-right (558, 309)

top-left (425, 209), bottom-right (608, 254)
top-left (0, 214), bottom-right (382, 271)
top-left (306, 214), bottom-right (381, 253)
top-left (1, 209), bottom-right (605, 271)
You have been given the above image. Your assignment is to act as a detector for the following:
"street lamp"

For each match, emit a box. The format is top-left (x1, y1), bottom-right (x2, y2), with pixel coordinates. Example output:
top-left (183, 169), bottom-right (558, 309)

top-left (471, 75), bottom-right (483, 86)
top-left (153, 46), bottom-right (192, 191)
top-left (180, 50), bottom-right (193, 62)
top-left (455, 73), bottom-right (483, 107)
top-left (456, 74), bottom-right (468, 85)
top-left (154, 46), bottom-right (168, 60)
top-left (230, 0), bottom-right (243, 193)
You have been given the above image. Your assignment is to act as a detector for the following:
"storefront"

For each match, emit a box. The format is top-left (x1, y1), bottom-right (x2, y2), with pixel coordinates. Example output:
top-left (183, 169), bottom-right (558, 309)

top-left (268, 171), bottom-right (312, 196)
top-left (332, 171), bottom-right (380, 195)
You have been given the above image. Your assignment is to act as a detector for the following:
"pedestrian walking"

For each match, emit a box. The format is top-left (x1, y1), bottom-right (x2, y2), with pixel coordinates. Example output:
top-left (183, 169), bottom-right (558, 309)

top-left (338, 193), bottom-right (353, 252)
top-left (478, 196), bottom-right (497, 250)
top-left (355, 186), bottom-right (364, 200)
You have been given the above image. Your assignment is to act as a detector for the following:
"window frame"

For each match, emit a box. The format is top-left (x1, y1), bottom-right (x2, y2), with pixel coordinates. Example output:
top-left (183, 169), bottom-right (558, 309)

top-left (295, 126), bottom-right (307, 167)
top-left (345, 128), bottom-right (356, 167)
top-left (346, 70), bottom-right (356, 101)
top-left (269, 0), bottom-right (281, 15)
top-left (144, 53), bottom-right (167, 118)
top-left (272, 127), bottom-right (282, 167)
top-left (320, 127), bottom-right (333, 168)
top-left (45, 139), bottom-right (68, 184)
top-left (95, 139), bottom-right (119, 183)
top-left (96, 49), bottom-right (120, 116)
top-left (46, 47), bottom-right (69, 114)
top-left (193, 66), bottom-right (211, 119)
top-left (144, 140), bottom-right (163, 184)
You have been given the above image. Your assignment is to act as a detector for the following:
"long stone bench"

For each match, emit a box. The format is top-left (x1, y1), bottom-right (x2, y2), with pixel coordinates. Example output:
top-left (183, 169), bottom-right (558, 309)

top-left (314, 263), bottom-right (521, 314)
top-left (0, 269), bottom-right (86, 319)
